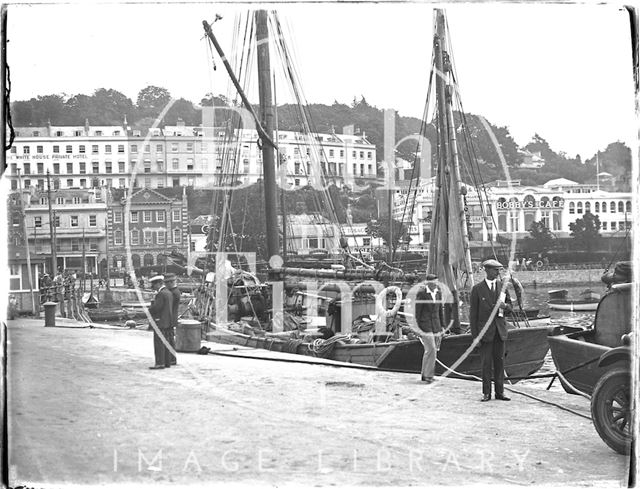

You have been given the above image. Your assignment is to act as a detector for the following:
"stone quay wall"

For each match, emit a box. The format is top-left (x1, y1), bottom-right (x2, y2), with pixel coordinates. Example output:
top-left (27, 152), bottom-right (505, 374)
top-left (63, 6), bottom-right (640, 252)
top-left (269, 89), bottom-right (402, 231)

top-left (473, 268), bottom-right (606, 286)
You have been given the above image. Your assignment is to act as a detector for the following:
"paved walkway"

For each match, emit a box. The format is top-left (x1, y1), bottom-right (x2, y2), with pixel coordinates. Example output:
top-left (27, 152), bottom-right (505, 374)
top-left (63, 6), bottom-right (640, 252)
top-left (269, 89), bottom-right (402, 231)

top-left (7, 318), bottom-right (630, 487)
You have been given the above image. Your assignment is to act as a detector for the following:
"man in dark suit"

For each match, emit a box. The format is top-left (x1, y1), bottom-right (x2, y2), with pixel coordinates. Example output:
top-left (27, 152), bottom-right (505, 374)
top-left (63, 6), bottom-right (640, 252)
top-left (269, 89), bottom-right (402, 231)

top-left (414, 273), bottom-right (444, 383)
top-left (470, 259), bottom-right (513, 401)
top-left (164, 273), bottom-right (181, 365)
top-left (148, 275), bottom-right (174, 369)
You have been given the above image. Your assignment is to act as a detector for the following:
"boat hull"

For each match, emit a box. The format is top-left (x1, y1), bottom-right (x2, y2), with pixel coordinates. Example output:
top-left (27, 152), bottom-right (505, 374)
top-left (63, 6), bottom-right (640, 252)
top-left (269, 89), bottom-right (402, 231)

top-left (206, 325), bottom-right (550, 382)
top-left (548, 300), bottom-right (598, 312)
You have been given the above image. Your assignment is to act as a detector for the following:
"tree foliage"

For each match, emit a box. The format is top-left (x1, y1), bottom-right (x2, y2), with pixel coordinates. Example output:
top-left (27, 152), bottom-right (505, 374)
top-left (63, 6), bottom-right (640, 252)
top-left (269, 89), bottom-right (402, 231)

top-left (136, 85), bottom-right (172, 116)
top-left (522, 221), bottom-right (555, 255)
top-left (569, 211), bottom-right (601, 253)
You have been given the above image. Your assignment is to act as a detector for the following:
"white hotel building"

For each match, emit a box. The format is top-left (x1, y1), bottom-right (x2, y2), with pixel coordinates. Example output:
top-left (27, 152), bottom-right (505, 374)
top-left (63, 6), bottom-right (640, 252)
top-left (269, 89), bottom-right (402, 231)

top-left (5, 123), bottom-right (377, 191)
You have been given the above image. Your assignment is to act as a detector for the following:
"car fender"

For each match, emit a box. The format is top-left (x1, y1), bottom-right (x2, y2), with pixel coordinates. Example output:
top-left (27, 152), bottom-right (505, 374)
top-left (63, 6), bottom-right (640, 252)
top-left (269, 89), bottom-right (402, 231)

top-left (597, 346), bottom-right (632, 369)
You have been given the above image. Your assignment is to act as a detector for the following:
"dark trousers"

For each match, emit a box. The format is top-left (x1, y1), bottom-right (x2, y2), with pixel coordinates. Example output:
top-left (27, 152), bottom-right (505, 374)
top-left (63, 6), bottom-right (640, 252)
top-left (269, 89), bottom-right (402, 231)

top-left (480, 334), bottom-right (505, 396)
top-left (153, 328), bottom-right (173, 367)
top-left (167, 327), bottom-right (176, 364)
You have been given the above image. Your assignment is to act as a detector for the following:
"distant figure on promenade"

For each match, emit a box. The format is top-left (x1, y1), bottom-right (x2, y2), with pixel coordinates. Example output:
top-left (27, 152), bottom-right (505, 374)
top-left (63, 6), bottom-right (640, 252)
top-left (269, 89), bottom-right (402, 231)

top-left (470, 259), bottom-right (513, 402)
top-left (164, 273), bottom-right (181, 366)
top-left (414, 273), bottom-right (444, 383)
top-left (148, 275), bottom-right (174, 370)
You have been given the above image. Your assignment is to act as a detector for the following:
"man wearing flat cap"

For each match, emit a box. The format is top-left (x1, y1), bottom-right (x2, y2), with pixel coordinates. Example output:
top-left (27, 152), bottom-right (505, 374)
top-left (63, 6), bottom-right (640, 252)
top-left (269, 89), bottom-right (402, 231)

top-left (414, 273), bottom-right (444, 383)
top-left (470, 259), bottom-right (513, 401)
top-left (164, 273), bottom-right (181, 365)
top-left (148, 275), bottom-right (174, 369)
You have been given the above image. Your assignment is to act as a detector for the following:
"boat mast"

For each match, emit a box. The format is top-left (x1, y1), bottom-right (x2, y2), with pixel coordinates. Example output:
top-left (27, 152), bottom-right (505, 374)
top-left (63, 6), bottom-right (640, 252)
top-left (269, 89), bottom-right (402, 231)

top-left (438, 12), bottom-right (474, 285)
top-left (255, 10), bottom-right (280, 261)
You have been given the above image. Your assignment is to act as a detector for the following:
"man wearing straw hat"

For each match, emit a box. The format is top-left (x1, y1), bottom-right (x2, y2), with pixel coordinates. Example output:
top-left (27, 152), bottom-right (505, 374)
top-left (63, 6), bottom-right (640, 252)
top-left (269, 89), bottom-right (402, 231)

top-left (470, 259), bottom-right (513, 401)
top-left (148, 274), bottom-right (174, 369)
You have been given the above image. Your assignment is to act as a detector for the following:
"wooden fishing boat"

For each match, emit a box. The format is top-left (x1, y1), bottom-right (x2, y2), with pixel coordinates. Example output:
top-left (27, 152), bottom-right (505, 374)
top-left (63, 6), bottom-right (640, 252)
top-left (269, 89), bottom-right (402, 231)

top-left (194, 9), bottom-right (551, 380)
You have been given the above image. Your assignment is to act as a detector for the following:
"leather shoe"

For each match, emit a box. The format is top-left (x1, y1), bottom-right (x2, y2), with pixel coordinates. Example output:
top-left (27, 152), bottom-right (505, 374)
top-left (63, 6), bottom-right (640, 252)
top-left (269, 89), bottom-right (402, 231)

top-left (480, 394), bottom-right (491, 402)
top-left (495, 394), bottom-right (511, 401)
top-left (149, 365), bottom-right (165, 370)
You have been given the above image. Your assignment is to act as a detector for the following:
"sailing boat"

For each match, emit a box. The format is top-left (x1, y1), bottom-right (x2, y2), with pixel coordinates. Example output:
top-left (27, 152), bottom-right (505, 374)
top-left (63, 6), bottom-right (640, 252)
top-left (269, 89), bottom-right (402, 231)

top-left (195, 9), bottom-right (550, 380)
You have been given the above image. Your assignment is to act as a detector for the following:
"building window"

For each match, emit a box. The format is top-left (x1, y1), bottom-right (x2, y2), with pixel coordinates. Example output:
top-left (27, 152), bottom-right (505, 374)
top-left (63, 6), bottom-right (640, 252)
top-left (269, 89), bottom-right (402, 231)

top-left (156, 210), bottom-right (165, 222)
top-left (53, 179), bottom-right (60, 190)
top-left (131, 144), bottom-right (138, 153)
top-left (105, 162), bottom-right (112, 174)
top-left (144, 161), bottom-right (151, 173)
top-left (73, 196), bottom-right (81, 204)
top-left (118, 161), bottom-right (125, 173)
top-left (34, 216), bottom-right (42, 228)
top-left (157, 231), bottom-right (165, 245)
top-left (602, 222), bottom-right (608, 231)
top-left (71, 239), bottom-right (80, 252)
top-left (79, 162), bottom-right (86, 174)
top-left (118, 145), bottom-right (124, 154)
top-left (67, 162), bottom-right (73, 174)
top-left (89, 215), bottom-right (97, 227)
top-left (131, 211), bottom-right (138, 223)
top-left (37, 162), bottom-right (44, 174)
top-left (618, 201), bottom-right (624, 213)
top-left (172, 158), bottom-right (179, 170)
top-left (66, 179), bottom-right (73, 188)
top-left (585, 201), bottom-right (591, 213)
top-left (157, 160), bottom-right (164, 171)
top-left (105, 145), bottom-right (112, 154)
top-left (92, 162), bottom-right (99, 174)
top-left (114, 230), bottom-right (123, 245)
top-left (105, 178), bottom-right (112, 187)
top-left (143, 144), bottom-right (150, 153)
top-left (23, 146), bottom-right (30, 154)
top-left (143, 230), bottom-right (153, 244)
top-left (577, 202), bottom-right (583, 214)
top-left (626, 201), bottom-right (632, 213)
top-left (172, 209), bottom-right (181, 222)
top-left (171, 143), bottom-right (178, 152)
top-left (119, 178), bottom-right (125, 188)
top-left (610, 202), bottom-right (616, 213)
top-left (53, 145), bottom-right (60, 154)
top-left (187, 158), bottom-right (194, 170)
top-left (36, 145), bottom-right (43, 154)
top-left (131, 230), bottom-right (139, 245)
top-left (23, 163), bottom-right (31, 174)
top-left (10, 163), bottom-right (17, 174)
top-left (143, 210), bottom-right (152, 223)
top-left (114, 212), bottom-right (123, 224)
top-left (70, 215), bottom-right (79, 227)
top-left (24, 179), bottom-right (31, 188)
top-left (89, 239), bottom-right (98, 252)
top-left (595, 202), bottom-right (600, 213)
top-left (611, 222), bottom-right (617, 231)
top-left (155, 144), bottom-right (162, 153)
top-left (39, 197), bottom-right (48, 205)
top-left (66, 145), bottom-right (72, 154)
top-left (569, 202), bottom-right (575, 214)
top-left (173, 228), bottom-right (182, 244)
top-left (144, 177), bottom-right (151, 187)
top-left (52, 163), bottom-right (59, 174)
top-left (92, 145), bottom-right (99, 154)
top-left (79, 145), bottom-right (85, 154)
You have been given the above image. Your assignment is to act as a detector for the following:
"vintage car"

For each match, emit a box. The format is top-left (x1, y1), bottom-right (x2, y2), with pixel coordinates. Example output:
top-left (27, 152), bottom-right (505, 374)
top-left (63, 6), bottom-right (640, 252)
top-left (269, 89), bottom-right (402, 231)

top-left (548, 273), bottom-right (633, 455)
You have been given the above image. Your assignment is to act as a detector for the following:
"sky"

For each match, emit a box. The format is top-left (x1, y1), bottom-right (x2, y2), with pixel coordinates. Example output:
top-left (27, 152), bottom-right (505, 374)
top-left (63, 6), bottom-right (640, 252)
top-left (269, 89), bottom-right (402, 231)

top-left (5, 1), bottom-right (638, 159)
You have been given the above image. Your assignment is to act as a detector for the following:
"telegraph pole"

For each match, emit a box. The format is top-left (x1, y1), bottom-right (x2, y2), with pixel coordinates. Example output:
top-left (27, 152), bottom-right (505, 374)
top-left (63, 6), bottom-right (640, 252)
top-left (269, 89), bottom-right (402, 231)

top-left (46, 171), bottom-right (57, 274)
top-left (16, 169), bottom-right (36, 314)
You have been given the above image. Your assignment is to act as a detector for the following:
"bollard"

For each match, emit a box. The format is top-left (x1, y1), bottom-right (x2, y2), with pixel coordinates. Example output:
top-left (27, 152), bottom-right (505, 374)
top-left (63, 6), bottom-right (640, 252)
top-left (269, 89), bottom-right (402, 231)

top-left (43, 302), bottom-right (58, 327)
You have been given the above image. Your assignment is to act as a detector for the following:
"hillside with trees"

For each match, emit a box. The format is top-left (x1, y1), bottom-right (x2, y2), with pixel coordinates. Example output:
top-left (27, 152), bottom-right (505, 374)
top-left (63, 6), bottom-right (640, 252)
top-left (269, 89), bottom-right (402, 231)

top-left (10, 87), bottom-right (631, 189)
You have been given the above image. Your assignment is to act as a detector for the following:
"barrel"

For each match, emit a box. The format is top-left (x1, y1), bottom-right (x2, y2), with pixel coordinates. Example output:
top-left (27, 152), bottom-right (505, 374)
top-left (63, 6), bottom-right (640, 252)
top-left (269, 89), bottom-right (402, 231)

top-left (43, 301), bottom-right (58, 327)
top-left (176, 319), bottom-right (202, 352)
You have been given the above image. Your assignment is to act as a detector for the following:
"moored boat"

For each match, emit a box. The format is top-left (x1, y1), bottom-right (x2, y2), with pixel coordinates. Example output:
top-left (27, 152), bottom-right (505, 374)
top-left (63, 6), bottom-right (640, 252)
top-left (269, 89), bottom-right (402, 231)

top-left (547, 288), bottom-right (600, 311)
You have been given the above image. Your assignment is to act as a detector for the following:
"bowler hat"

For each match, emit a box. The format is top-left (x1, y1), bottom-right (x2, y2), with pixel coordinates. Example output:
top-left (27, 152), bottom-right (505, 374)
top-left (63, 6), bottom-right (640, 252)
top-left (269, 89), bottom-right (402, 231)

top-left (482, 259), bottom-right (503, 269)
top-left (150, 275), bottom-right (165, 283)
